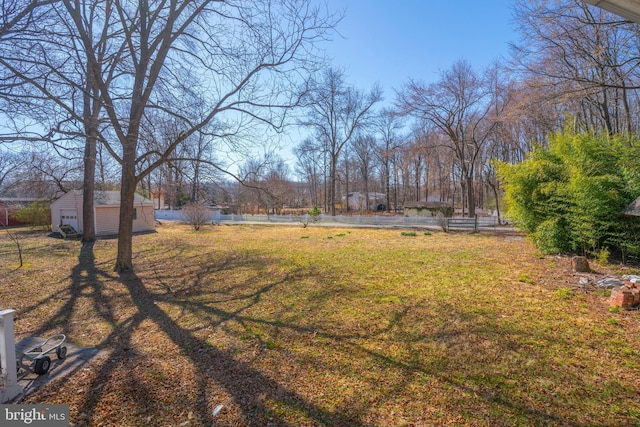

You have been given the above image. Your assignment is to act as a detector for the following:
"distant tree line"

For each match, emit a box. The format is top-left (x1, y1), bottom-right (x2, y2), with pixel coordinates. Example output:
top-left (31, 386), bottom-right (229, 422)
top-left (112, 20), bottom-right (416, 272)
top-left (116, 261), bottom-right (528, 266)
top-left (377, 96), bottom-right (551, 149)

top-left (241, 0), bottom-right (640, 224)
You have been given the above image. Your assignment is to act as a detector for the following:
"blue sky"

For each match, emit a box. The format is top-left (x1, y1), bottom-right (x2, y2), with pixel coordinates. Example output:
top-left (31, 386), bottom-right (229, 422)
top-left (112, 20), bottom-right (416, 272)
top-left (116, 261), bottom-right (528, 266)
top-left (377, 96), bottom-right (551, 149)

top-left (319, 0), bottom-right (517, 103)
top-left (279, 1), bottom-right (518, 167)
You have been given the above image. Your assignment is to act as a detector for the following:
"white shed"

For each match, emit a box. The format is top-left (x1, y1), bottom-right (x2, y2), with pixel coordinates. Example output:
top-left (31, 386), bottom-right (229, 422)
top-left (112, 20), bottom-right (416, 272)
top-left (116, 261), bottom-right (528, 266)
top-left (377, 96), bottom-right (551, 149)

top-left (51, 190), bottom-right (155, 236)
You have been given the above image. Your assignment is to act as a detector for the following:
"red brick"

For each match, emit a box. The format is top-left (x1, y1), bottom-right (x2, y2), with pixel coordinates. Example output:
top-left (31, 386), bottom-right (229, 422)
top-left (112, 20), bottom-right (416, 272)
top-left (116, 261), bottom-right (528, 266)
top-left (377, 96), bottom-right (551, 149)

top-left (610, 287), bottom-right (640, 309)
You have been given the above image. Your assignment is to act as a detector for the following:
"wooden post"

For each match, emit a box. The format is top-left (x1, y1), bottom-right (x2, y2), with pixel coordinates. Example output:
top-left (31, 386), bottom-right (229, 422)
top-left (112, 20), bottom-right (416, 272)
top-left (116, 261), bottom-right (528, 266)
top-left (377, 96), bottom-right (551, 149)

top-left (0, 309), bottom-right (23, 402)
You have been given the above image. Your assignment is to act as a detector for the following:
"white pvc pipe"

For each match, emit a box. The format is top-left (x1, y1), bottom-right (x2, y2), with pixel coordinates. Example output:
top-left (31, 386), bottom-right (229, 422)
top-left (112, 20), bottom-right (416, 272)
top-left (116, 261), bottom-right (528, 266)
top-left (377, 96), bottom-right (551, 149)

top-left (0, 309), bottom-right (23, 403)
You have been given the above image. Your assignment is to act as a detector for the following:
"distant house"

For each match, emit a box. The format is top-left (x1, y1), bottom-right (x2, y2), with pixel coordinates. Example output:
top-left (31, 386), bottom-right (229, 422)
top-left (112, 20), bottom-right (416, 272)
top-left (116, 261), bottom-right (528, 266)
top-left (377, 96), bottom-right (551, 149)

top-left (0, 198), bottom-right (38, 226)
top-left (50, 190), bottom-right (155, 236)
top-left (342, 192), bottom-right (386, 211)
top-left (151, 189), bottom-right (167, 210)
top-left (404, 201), bottom-right (453, 218)
top-left (623, 196), bottom-right (640, 217)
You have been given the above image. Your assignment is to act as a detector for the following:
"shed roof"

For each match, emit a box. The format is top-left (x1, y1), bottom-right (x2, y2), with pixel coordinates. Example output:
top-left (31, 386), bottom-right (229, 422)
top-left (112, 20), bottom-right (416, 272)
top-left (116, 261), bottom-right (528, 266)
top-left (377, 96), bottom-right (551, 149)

top-left (623, 196), bottom-right (640, 216)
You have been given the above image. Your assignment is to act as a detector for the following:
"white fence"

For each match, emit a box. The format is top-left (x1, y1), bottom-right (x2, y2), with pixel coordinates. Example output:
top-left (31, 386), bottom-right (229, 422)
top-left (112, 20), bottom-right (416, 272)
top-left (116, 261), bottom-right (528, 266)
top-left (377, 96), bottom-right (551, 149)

top-left (155, 209), bottom-right (221, 221)
top-left (156, 210), bottom-right (503, 229)
top-left (215, 214), bottom-right (501, 229)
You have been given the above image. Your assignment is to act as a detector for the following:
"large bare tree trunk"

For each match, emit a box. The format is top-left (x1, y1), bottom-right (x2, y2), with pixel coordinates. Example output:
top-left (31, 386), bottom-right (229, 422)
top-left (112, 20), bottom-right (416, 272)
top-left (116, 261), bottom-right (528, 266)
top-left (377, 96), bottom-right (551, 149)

top-left (385, 160), bottom-right (391, 212)
top-left (329, 155), bottom-right (337, 216)
top-left (82, 63), bottom-right (100, 243)
top-left (115, 165), bottom-right (136, 272)
top-left (466, 175), bottom-right (475, 218)
top-left (82, 136), bottom-right (96, 242)
top-left (344, 155), bottom-right (349, 212)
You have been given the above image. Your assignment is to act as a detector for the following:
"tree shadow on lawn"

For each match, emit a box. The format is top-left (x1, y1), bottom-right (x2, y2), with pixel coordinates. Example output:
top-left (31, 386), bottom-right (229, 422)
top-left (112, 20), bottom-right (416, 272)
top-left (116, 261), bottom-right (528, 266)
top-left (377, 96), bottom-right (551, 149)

top-left (19, 242), bottom-right (634, 426)
top-left (139, 263), bottom-right (599, 426)
top-left (171, 291), bottom-right (592, 426)
top-left (30, 244), bottom-right (360, 426)
top-left (104, 269), bottom-right (364, 426)
top-left (15, 242), bottom-right (133, 396)
top-left (24, 242), bottom-right (119, 341)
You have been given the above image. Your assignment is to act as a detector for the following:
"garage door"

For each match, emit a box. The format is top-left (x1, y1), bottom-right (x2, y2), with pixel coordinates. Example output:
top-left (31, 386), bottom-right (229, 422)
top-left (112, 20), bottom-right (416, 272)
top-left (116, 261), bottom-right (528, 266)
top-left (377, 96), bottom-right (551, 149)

top-left (60, 209), bottom-right (78, 231)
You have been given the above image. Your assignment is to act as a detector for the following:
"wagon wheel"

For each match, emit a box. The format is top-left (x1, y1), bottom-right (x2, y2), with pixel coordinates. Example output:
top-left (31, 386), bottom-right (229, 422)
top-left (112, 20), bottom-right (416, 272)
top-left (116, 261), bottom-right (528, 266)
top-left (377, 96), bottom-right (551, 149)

top-left (34, 356), bottom-right (51, 375)
top-left (56, 346), bottom-right (67, 360)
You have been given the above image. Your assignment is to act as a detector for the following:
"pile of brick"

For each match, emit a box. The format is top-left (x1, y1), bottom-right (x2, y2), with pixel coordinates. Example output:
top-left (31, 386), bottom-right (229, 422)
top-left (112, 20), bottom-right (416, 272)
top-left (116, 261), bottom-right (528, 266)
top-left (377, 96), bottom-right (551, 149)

top-left (610, 281), bottom-right (640, 309)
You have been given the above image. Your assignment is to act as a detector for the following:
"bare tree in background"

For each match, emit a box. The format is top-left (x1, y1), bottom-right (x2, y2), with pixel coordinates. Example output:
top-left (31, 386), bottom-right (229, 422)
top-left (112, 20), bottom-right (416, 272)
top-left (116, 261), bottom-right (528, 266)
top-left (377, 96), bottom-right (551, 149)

top-left (398, 60), bottom-right (496, 217)
top-left (263, 158), bottom-right (294, 214)
top-left (294, 137), bottom-right (326, 209)
top-left (24, 151), bottom-right (83, 198)
top-left (182, 202), bottom-right (212, 231)
top-left (351, 134), bottom-right (376, 211)
top-left (512, 0), bottom-right (640, 134)
top-left (302, 67), bottom-right (381, 216)
top-left (237, 155), bottom-right (294, 214)
top-left (407, 129), bottom-right (426, 202)
top-left (0, 151), bottom-right (25, 192)
top-left (374, 108), bottom-right (404, 213)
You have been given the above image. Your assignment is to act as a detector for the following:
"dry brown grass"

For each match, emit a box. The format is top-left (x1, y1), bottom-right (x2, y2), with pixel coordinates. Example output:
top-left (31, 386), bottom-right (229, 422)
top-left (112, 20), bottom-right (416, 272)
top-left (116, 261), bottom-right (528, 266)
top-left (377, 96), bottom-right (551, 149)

top-left (1, 223), bottom-right (639, 426)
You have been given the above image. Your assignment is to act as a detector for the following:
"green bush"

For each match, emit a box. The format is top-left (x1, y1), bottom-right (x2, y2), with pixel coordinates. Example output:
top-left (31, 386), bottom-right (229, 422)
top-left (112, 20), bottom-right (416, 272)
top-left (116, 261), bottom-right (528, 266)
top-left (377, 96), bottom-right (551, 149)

top-left (16, 201), bottom-right (51, 231)
top-left (498, 129), bottom-right (640, 257)
top-left (532, 217), bottom-right (572, 254)
top-left (299, 205), bottom-right (322, 228)
top-left (307, 206), bottom-right (322, 224)
top-left (595, 248), bottom-right (610, 266)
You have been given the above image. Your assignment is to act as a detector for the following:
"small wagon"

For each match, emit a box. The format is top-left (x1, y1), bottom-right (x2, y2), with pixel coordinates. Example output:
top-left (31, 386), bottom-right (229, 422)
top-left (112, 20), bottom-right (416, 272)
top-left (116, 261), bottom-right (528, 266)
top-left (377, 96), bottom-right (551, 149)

top-left (16, 334), bottom-right (67, 376)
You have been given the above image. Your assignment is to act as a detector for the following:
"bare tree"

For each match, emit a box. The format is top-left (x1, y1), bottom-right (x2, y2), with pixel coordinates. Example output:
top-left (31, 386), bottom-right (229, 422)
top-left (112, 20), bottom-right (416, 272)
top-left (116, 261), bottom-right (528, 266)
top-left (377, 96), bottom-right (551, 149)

top-left (182, 202), bottom-right (212, 231)
top-left (407, 132), bottom-right (426, 202)
top-left (263, 158), bottom-right (294, 214)
top-left (351, 134), bottom-right (376, 211)
top-left (374, 108), bottom-right (404, 212)
top-left (26, 151), bottom-right (82, 198)
top-left (302, 67), bottom-right (381, 216)
top-left (0, 150), bottom-right (25, 192)
top-left (237, 158), bottom-right (269, 214)
top-left (5, 229), bottom-right (24, 268)
top-left (53, 0), bottom-right (335, 271)
top-left (0, 149), bottom-right (82, 199)
top-left (294, 137), bottom-right (326, 209)
top-left (512, 0), bottom-right (640, 134)
top-left (237, 155), bottom-right (294, 214)
top-left (398, 60), bottom-right (497, 217)
top-left (0, 0), bottom-right (123, 243)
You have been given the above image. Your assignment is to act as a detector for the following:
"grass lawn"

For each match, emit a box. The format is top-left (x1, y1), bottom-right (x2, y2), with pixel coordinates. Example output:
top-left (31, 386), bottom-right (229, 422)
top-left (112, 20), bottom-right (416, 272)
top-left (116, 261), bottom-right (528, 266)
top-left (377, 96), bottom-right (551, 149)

top-left (1, 223), bottom-right (639, 426)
